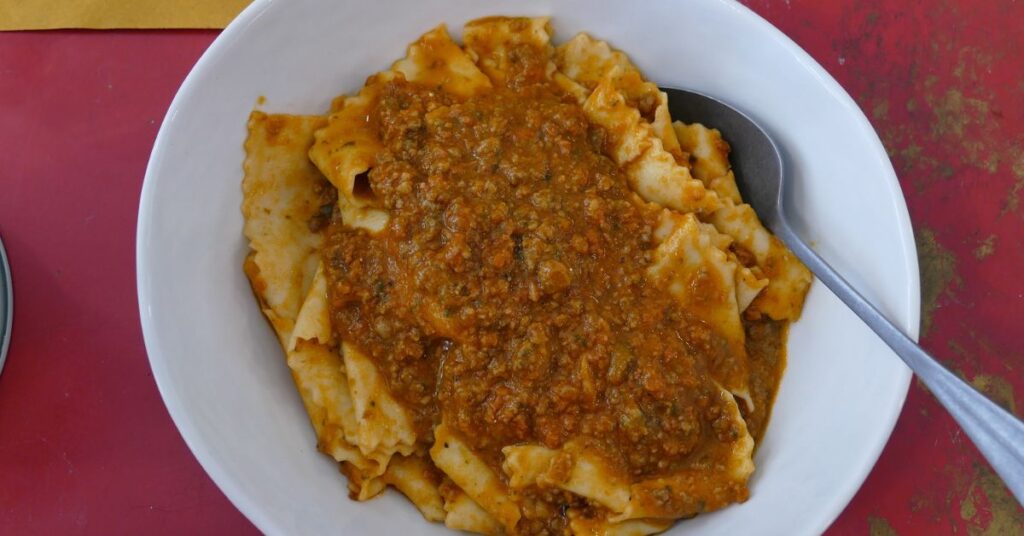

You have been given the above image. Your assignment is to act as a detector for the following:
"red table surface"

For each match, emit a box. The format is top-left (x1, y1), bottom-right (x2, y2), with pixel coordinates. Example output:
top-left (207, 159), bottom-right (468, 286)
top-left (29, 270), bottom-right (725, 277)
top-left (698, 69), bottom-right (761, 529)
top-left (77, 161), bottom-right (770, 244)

top-left (1, 1), bottom-right (1022, 534)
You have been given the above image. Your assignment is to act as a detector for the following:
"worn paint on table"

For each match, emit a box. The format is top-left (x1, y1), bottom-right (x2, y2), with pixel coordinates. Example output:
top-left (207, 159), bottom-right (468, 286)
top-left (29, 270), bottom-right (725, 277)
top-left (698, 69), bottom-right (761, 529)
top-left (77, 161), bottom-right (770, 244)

top-left (744, 0), bottom-right (1024, 534)
top-left (916, 228), bottom-right (959, 337)
top-left (868, 516), bottom-right (899, 536)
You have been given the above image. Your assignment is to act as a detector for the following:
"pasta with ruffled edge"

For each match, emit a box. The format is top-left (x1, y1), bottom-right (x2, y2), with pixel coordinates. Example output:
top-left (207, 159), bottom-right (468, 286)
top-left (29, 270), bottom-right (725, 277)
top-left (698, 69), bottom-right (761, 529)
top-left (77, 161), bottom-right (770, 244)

top-left (242, 111), bottom-right (463, 511)
top-left (549, 30), bottom-right (811, 320)
top-left (673, 121), bottom-right (812, 320)
top-left (243, 15), bottom-right (811, 536)
top-left (494, 17), bottom-right (758, 409)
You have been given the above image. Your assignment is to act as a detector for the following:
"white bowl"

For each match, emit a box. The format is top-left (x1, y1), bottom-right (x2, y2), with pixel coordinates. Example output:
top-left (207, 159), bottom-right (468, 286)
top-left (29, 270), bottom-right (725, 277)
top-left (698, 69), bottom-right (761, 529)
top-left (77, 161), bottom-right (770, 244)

top-left (138, 1), bottom-right (919, 534)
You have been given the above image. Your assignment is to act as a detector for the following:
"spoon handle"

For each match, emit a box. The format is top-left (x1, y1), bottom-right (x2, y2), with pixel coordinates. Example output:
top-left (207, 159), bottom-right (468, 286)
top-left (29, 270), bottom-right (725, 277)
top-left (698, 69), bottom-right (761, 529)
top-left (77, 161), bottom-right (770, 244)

top-left (776, 224), bottom-right (1024, 505)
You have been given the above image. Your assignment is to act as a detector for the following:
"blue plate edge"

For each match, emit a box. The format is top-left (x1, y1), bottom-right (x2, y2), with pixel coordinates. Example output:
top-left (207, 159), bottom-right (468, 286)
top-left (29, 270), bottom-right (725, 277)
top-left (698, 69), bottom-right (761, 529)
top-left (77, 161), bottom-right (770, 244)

top-left (0, 235), bottom-right (11, 376)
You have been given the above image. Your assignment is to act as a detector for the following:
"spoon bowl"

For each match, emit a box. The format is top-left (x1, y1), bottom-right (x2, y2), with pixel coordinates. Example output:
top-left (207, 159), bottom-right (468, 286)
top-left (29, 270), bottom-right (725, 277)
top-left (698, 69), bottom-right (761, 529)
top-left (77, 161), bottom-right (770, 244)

top-left (664, 88), bottom-right (784, 229)
top-left (661, 86), bottom-right (1024, 506)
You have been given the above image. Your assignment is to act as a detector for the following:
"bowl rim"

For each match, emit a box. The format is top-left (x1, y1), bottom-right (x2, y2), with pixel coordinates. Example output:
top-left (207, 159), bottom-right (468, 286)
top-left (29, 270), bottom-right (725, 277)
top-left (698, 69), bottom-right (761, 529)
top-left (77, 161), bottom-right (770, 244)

top-left (0, 235), bottom-right (12, 378)
top-left (137, 1), bottom-right (918, 533)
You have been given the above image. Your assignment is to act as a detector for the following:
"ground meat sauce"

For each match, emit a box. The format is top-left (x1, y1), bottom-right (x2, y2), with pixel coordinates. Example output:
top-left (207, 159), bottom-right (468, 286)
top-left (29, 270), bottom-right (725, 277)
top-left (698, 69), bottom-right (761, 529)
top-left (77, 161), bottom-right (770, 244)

top-left (743, 319), bottom-right (787, 443)
top-left (321, 43), bottom-right (787, 534)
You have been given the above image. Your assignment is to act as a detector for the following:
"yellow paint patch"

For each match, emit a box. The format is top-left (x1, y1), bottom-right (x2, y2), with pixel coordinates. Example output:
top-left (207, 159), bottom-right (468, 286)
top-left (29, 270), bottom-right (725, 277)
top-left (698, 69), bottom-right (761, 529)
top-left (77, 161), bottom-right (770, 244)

top-left (868, 516), bottom-right (899, 536)
top-left (916, 227), bottom-right (959, 336)
top-left (1003, 152), bottom-right (1024, 214)
top-left (960, 463), bottom-right (1024, 536)
top-left (926, 86), bottom-right (999, 172)
top-left (872, 100), bottom-right (890, 122)
top-left (970, 374), bottom-right (1017, 415)
top-left (973, 235), bottom-right (996, 259)
top-left (961, 487), bottom-right (978, 520)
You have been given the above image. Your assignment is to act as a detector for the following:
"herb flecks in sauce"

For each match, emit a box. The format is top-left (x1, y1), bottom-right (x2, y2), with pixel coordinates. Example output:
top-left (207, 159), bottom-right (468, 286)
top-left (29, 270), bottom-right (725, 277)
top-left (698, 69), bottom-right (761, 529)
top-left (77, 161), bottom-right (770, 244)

top-left (322, 41), bottom-right (786, 534)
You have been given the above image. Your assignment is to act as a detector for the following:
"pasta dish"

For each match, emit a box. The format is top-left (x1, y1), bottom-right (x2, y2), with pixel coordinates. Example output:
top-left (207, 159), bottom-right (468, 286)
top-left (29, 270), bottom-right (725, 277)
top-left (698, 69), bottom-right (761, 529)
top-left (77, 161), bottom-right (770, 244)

top-left (242, 16), bottom-right (811, 535)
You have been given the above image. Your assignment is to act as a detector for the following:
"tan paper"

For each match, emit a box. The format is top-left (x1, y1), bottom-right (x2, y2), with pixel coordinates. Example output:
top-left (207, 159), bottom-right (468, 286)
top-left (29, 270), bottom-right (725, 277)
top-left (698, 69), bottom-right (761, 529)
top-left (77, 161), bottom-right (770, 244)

top-left (0, 0), bottom-right (252, 30)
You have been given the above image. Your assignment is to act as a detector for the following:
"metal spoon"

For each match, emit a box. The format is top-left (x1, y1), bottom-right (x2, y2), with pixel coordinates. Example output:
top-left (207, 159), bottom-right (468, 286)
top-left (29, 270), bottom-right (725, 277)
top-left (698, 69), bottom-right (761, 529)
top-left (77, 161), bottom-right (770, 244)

top-left (662, 87), bottom-right (1024, 504)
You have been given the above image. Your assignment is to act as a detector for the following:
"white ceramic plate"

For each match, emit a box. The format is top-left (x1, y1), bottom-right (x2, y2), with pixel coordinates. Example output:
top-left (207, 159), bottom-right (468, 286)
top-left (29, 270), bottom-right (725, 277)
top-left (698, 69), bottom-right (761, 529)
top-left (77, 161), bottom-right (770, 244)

top-left (138, 1), bottom-right (919, 534)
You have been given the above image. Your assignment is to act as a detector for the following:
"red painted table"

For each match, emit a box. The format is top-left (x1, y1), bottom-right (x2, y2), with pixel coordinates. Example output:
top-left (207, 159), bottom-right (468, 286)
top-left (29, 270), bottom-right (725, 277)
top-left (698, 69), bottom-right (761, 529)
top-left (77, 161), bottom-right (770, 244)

top-left (1, 2), bottom-right (1021, 534)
